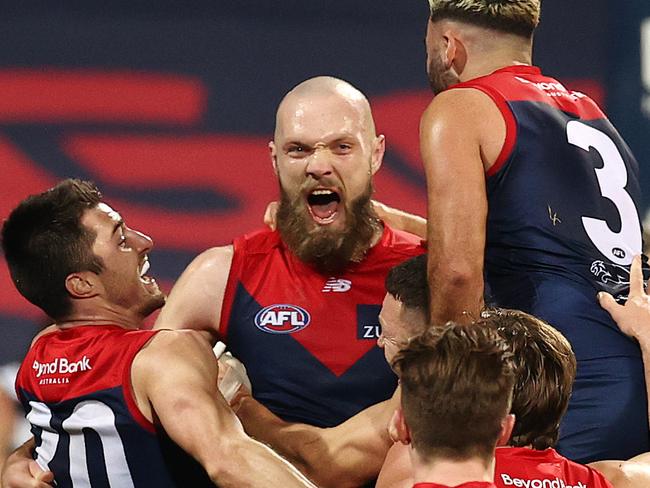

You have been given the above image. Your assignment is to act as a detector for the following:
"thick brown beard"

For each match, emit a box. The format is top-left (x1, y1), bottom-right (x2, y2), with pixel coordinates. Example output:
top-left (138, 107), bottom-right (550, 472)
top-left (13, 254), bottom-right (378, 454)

top-left (276, 182), bottom-right (381, 275)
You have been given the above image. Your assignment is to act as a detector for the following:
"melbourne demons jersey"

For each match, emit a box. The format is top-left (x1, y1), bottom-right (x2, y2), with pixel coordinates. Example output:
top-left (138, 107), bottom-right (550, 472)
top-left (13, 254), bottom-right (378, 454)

top-left (452, 65), bottom-right (644, 360)
top-left (495, 447), bottom-right (613, 488)
top-left (15, 325), bottom-right (213, 488)
top-left (221, 225), bottom-right (424, 427)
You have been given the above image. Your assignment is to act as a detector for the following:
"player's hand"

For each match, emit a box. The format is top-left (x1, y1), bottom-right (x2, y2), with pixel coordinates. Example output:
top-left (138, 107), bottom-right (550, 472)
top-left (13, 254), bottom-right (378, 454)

top-left (213, 342), bottom-right (252, 409)
top-left (263, 201), bottom-right (279, 231)
top-left (598, 255), bottom-right (650, 346)
top-left (1, 440), bottom-right (54, 488)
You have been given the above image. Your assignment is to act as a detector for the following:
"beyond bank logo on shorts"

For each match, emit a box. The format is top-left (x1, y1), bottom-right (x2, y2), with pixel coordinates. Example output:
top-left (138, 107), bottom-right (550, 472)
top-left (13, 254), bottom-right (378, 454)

top-left (254, 304), bottom-right (311, 334)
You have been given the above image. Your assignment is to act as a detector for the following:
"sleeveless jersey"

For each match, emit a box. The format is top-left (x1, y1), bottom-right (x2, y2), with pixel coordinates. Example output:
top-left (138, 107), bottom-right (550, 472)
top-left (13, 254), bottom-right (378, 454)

top-left (495, 447), bottom-right (613, 488)
top-left (15, 325), bottom-right (213, 488)
top-left (451, 65), bottom-right (644, 361)
top-left (221, 225), bottom-right (425, 427)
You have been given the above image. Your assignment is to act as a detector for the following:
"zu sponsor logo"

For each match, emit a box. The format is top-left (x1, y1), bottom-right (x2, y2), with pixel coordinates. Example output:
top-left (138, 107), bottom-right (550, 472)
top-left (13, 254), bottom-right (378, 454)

top-left (322, 278), bottom-right (352, 293)
top-left (254, 304), bottom-right (311, 334)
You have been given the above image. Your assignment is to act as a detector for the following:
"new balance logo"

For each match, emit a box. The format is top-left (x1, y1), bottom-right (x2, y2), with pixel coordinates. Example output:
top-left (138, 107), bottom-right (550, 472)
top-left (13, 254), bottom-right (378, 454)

top-left (322, 278), bottom-right (352, 293)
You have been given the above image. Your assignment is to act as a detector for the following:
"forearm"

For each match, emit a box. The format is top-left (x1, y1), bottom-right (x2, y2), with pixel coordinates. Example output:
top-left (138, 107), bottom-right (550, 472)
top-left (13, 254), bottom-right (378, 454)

top-left (207, 435), bottom-right (316, 488)
top-left (427, 245), bottom-right (484, 325)
top-left (373, 201), bottom-right (427, 239)
top-left (236, 395), bottom-right (393, 487)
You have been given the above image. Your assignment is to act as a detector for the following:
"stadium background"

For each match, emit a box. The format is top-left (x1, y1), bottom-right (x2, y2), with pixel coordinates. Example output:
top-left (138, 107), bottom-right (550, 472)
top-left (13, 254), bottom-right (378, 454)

top-left (0, 1), bottom-right (649, 363)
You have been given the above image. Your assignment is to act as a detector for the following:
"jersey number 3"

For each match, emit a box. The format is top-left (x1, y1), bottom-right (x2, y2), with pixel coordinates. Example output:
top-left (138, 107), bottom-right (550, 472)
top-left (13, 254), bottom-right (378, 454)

top-left (567, 120), bottom-right (642, 265)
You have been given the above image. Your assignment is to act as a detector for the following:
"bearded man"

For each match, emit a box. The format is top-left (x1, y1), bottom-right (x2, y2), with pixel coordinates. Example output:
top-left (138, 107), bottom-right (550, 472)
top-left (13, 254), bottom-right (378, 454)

top-left (156, 76), bottom-right (424, 427)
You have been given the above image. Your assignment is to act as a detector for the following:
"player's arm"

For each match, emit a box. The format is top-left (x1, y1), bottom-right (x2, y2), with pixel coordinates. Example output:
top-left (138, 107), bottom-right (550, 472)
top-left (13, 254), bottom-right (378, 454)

top-left (154, 245), bottom-right (233, 342)
top-left (372, 201), bottom-right (427, 240)
top-left (598, 255), bottom-right (650, 423)
top-left (0, 438), bottom-right (54, 488)
top-left (420, 88), bottom-right (501, 324)
top-left (234, 388), bottom-right (399, 488)
top-left (588, 458), bottom-right (650, 488)
top-left (132, 329), bottom-right (316, 488)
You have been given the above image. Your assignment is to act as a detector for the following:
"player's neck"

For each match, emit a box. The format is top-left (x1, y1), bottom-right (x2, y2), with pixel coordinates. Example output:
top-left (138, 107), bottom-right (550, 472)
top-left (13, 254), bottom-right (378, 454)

top-left (411, 451), bottom-right (495, 486)
top-left (56, 302), bottom-right (146, 331)
top-left (460, 49), bottom-right (532, 84)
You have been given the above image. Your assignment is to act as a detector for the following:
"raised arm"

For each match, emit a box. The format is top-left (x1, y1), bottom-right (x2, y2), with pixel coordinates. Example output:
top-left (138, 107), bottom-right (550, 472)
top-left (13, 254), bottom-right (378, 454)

top-left (420, 88), bottom-right (502, 324)
top-left (372, 201), bottom-right (427, 240)
top-left (154, 245), bottom-right (233, 341)
top-left (132, 330), bottom-right (316, 488)
top-left (234, 388), bottom-right (399, 488)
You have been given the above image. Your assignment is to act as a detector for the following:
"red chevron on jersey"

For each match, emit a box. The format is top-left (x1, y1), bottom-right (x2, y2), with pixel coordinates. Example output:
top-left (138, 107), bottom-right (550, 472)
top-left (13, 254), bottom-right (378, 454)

top-left (221, 224), bottom-right (425, 426)
top-left (221, 225), bottom-right (423, 376)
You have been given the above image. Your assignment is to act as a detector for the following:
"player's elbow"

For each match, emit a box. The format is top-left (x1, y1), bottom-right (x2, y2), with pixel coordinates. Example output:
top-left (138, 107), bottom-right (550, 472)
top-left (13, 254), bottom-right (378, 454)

top-left (431, 262), bottom-right (481, 292)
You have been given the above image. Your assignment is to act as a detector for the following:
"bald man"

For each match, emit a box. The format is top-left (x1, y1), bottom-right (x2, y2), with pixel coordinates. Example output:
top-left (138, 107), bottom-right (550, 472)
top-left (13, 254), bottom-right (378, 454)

top-left (156, 76), bottom-right (424, 428)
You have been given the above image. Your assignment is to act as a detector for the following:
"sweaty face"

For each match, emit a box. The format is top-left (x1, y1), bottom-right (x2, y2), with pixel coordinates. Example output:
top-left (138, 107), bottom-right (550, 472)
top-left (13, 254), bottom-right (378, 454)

top-left (425, 20), bottom-right (460, 95)
top-left (273, 93), bottom-right (382, 273)
top-left (378, 293), bottom-right (429, 365)
top-left (82, 203), bottom-right (165, 319)
top-left (378, 294), bottom-right (412, 365)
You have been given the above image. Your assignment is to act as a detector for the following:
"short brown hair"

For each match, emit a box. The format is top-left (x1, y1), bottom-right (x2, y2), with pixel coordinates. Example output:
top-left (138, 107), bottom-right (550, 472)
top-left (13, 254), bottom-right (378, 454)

top-left (481, 309), bottom-right (576, 449)
top-left (392, 323), bottom-right (515, 461)
top-left (1, 179), bottom-right (104, 319)
top-left (427, 0), bottom-right (541, 38)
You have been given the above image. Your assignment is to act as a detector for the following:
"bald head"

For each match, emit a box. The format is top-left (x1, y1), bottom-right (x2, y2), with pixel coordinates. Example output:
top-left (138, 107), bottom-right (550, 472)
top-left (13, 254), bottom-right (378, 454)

top-left (275, 76), bottom-right (376, 140)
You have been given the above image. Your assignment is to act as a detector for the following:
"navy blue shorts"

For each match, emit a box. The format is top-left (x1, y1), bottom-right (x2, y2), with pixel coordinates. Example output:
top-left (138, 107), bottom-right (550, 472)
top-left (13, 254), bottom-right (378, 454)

top-left (557, 355), bottom-right (649, 463)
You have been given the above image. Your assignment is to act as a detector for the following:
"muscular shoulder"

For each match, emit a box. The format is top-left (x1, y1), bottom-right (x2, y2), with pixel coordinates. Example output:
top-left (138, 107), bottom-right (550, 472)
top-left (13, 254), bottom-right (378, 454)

top-left (420, 88), bottom-right (505, 171)
top-left (422, 88), bottom-right (500, 133)
top-left (154, 245), bottom-right (234, 336)
top-left (131, 329), bottom-right (217, 419)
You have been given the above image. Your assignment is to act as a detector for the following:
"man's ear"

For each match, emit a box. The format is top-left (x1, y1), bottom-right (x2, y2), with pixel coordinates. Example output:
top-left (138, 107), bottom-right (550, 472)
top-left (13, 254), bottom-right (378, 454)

top-left (497, 413), bottom-right (516, 447)
top-left (370, 134), bottom-right (385, 175)
top-left (389, 407), bottom-right (412, 445)
top-left (443, 30), bottom-right (467, 75)
top-left (65, 272), bottom-right (100, 299)
top-left (269, 141), bottom-right (279, 175)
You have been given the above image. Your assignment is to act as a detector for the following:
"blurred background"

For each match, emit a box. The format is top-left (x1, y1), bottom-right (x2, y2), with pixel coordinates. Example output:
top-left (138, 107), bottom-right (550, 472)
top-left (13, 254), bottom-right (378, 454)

top-left (0, 0), bottom-right (649, 455)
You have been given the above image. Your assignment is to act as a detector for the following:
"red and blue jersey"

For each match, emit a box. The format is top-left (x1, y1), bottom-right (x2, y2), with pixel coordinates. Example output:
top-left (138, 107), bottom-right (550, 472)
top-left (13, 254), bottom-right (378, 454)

top-left (221, 224), bottom-right (424, 427)
top-left (450, 66), bottom-right (649, 463)
top-left (453, 65), bottom-right (644, 361)
top-left (495, 447), bottom-right (612, 488)
top-left (15, 325), bottom-right (213, 488)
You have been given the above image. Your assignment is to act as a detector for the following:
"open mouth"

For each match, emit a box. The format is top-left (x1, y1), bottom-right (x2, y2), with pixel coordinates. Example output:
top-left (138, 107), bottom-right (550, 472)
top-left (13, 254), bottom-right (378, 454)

top-left (138, 257), bottom-right (156, 287)
top-left (306, 188), bottom-right (341, 224)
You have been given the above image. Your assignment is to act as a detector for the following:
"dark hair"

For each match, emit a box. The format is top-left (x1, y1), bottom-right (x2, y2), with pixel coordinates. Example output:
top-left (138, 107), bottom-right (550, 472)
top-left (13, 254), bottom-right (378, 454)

top-left (393, 323), bottom-right (515, 461)
top-left (385, 254), bottom-right (429, 318)
top-left (1, 179), bottom-right (104, 319)
top-left (428, 0), bottom-right (541, 39)
top-left (481, 308), bottom-right (576, 449)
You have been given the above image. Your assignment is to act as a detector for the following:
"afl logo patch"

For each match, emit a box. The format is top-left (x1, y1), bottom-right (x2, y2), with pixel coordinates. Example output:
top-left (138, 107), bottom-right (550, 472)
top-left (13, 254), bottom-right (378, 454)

top-left (254, 304), bottom-right (311, 334)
